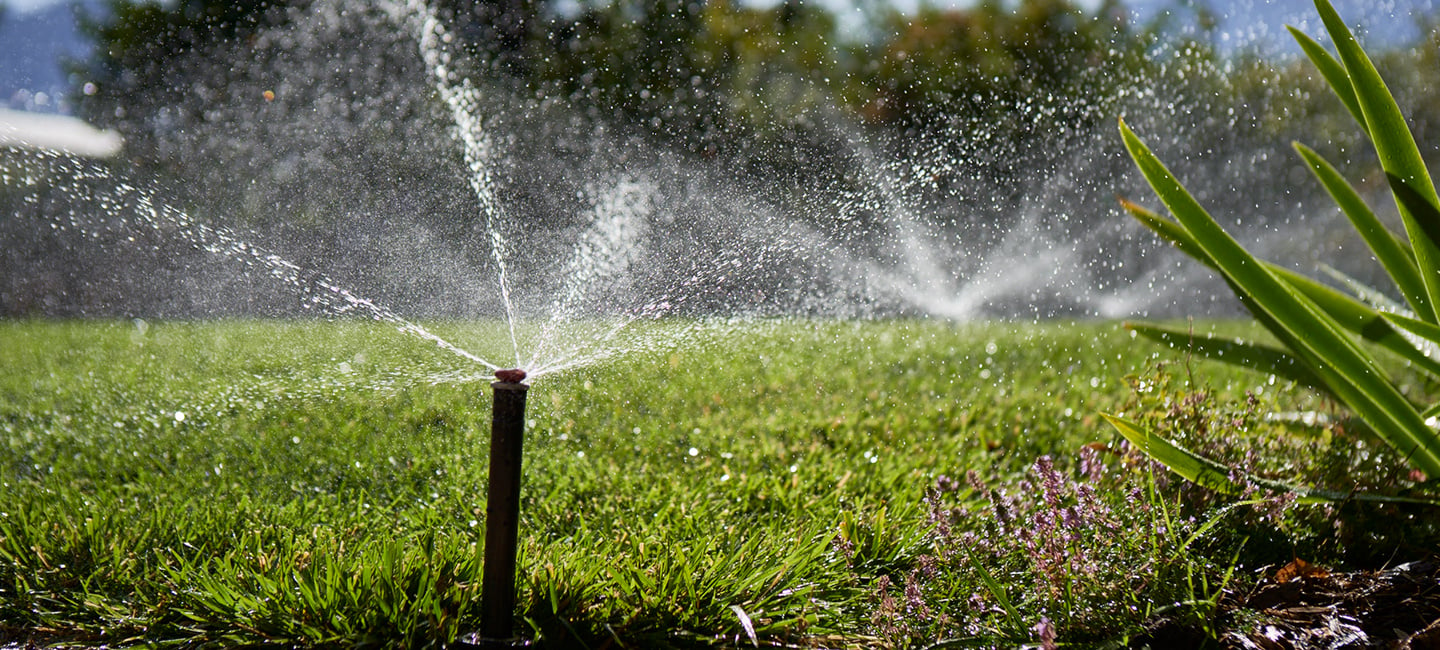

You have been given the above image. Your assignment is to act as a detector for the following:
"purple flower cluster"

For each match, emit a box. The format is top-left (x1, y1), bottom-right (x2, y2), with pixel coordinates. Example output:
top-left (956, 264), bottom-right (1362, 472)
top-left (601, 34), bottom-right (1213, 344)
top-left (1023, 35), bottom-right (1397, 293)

top-left (864, 361), bottom-right (1440, 646)
top-left (867, 448), bottom-right (1188, 646)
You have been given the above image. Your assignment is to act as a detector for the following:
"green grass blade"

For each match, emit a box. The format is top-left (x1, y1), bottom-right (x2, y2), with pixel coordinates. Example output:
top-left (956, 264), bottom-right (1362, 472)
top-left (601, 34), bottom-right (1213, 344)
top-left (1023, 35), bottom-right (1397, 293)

top-left (962, 546), bottom-right (1021, 630)
top-left (1125, 322), bottom-right (1328, 393)
top-left (1286, 26), bottom-right (1367, 136)
top-left (1101, 414), bottom-right (1244, 495)
top-left (1315, 0), bottom-right (1440, 323)
top-left (1121, 117), bottom-right (1440, 477)
top-left (1294, 142), bottom-right (1430, 319)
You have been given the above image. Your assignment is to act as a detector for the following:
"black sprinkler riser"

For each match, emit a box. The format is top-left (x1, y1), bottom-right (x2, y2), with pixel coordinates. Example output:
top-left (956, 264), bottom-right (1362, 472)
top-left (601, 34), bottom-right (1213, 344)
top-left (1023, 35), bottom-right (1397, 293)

top-left (480, 378), bottom-right (528, 643)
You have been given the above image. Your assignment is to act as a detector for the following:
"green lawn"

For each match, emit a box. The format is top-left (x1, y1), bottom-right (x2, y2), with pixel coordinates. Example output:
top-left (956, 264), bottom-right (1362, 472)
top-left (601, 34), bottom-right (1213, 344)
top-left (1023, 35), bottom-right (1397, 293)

top-left (0, 318), bottom-right (1427, 648)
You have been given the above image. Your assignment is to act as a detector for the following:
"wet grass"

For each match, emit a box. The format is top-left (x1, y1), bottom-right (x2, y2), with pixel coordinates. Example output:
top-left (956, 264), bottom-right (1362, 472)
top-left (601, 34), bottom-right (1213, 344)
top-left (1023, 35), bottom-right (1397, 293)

top-left (0, 318), bottom-right (1429, 648)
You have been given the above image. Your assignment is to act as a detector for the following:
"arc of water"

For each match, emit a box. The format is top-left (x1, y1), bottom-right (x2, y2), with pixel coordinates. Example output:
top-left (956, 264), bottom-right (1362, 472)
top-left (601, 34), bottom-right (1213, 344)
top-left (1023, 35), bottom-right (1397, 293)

top-left (820, 133), bottom-right (979, 317)
top-left (827, 125), bottom-right (1090, 320)
top-left (387, 0), bottom-right (522, 368)
top-left (523, 177), bottom-right (654, 372)
top-left (15, 151), bottom-right (501, 371)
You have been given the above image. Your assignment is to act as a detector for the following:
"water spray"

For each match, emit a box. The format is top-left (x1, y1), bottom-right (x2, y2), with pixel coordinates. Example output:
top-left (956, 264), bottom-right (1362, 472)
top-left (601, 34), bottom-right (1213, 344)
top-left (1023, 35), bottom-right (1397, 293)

top-left (480, 368), bottom-right (528, 644)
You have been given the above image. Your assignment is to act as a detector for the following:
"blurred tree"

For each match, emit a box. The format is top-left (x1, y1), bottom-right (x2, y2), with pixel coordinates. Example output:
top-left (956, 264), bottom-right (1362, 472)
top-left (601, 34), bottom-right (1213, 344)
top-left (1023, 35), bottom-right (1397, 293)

top-left (691, 0), bottom-right (841, 137)
top-left (74, 0), bottom-right (544, 143)
top-left (76, 0), bottom-right (298, 122)
top-left (74, 0), bottom-right (1174, 158)
top-left (852, 0), bottom-right (1140, 129)
top-left (534, 0), bottom-right (720, 148)
top-left (434, 0), bottom-right (544, 75)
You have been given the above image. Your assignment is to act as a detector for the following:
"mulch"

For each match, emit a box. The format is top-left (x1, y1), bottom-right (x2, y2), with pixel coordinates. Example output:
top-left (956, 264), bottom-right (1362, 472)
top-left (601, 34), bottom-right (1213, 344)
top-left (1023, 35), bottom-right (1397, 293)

top-left (1140, 559), bottom-right (1440, 649)
top-left (1224, 559), bottom-right (1440, 649)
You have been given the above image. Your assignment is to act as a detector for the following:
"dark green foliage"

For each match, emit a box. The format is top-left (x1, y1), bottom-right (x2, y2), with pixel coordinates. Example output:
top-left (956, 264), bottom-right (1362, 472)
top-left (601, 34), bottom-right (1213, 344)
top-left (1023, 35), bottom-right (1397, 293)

top-left (76, 0), bottom-right (298, 131)
top-left (71, 0), bottom-right (1162, 176)
top-left (854, 0), bottom-right (1134, 126)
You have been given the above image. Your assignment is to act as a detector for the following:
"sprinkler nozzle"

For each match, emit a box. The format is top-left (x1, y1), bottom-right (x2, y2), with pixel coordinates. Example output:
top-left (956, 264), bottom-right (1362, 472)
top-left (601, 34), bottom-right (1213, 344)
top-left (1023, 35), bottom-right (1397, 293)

top-left (494, 368), bottom-right (526, 384)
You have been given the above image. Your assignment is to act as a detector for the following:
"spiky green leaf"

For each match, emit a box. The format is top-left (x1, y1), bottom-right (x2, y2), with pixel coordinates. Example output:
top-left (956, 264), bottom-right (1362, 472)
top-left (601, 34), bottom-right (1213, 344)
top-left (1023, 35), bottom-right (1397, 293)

top-left (1315, 0), bottom-right (1440, 322)
top-left (1123, 199), bottom-right (1440, 388)
top-left (1287, 25), bottom-right (1367, 136)
top-left (1104, 414), bottom-right (1440, 504)
top-left (1294, 142), bottom-right (1429, 319)
top-left (1120, 117), bottom-right (1440, 477)
top-left (1272, 268), bottom-right (1440, 378)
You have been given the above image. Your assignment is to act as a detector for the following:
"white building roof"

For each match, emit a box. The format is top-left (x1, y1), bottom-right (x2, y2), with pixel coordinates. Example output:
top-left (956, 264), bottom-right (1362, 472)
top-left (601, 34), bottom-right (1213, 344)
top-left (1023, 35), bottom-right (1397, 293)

top-left (0, 107), bottom-right (122, 158)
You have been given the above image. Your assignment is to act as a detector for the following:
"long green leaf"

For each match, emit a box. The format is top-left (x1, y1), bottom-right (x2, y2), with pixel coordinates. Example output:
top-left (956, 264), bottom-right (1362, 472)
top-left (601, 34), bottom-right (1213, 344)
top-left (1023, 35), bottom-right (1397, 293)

top-left (1316, 0), bottom-right (1440, 324)
top-left (1123, 199), bottom-right (1440, 380)
top-left (1121, 198), bottom-right (1208, 263)
top-left (1104, 414), bottom-right (1440, 505)
top-left (1271, 267), bottom-right (1440, 378)
top-left (1101, 414), bottom-right (1244, 494)
top-left (1380, 311), bottom-right (1440, 347)
top-left (1121, 117), bottom-right (1440, 477)
top-left (1125, 322), bottom-right (1328, 393)
top-left (1286, 26), bottom-right (1367, 137)
top-left (1389, 174), bottom-right (1440, 272)
top-left (1120, 200), bottom-right (1318, 367)
top-left (1294, 142), bottom-right (1429, 318)
top-left (1321, 264), bottom-right (1408, 313)
top-left (1126, 230), bottom-right (1437, 437)
top-left (963, 546), bottom-right (1021, 630)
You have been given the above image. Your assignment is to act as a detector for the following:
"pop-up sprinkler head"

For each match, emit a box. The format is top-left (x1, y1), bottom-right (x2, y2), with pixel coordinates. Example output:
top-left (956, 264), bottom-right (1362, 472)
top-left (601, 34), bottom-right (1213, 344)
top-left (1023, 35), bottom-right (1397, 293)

top-left (494, 368), bottom-right (526, 384)
top-left (479, 370), bottom-right (529, 644)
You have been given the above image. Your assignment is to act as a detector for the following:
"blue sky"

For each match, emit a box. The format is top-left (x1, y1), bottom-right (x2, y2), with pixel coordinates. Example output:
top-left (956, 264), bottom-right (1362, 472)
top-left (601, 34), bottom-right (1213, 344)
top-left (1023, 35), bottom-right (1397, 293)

top-left (5, 0), bottom-right (64, 11)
